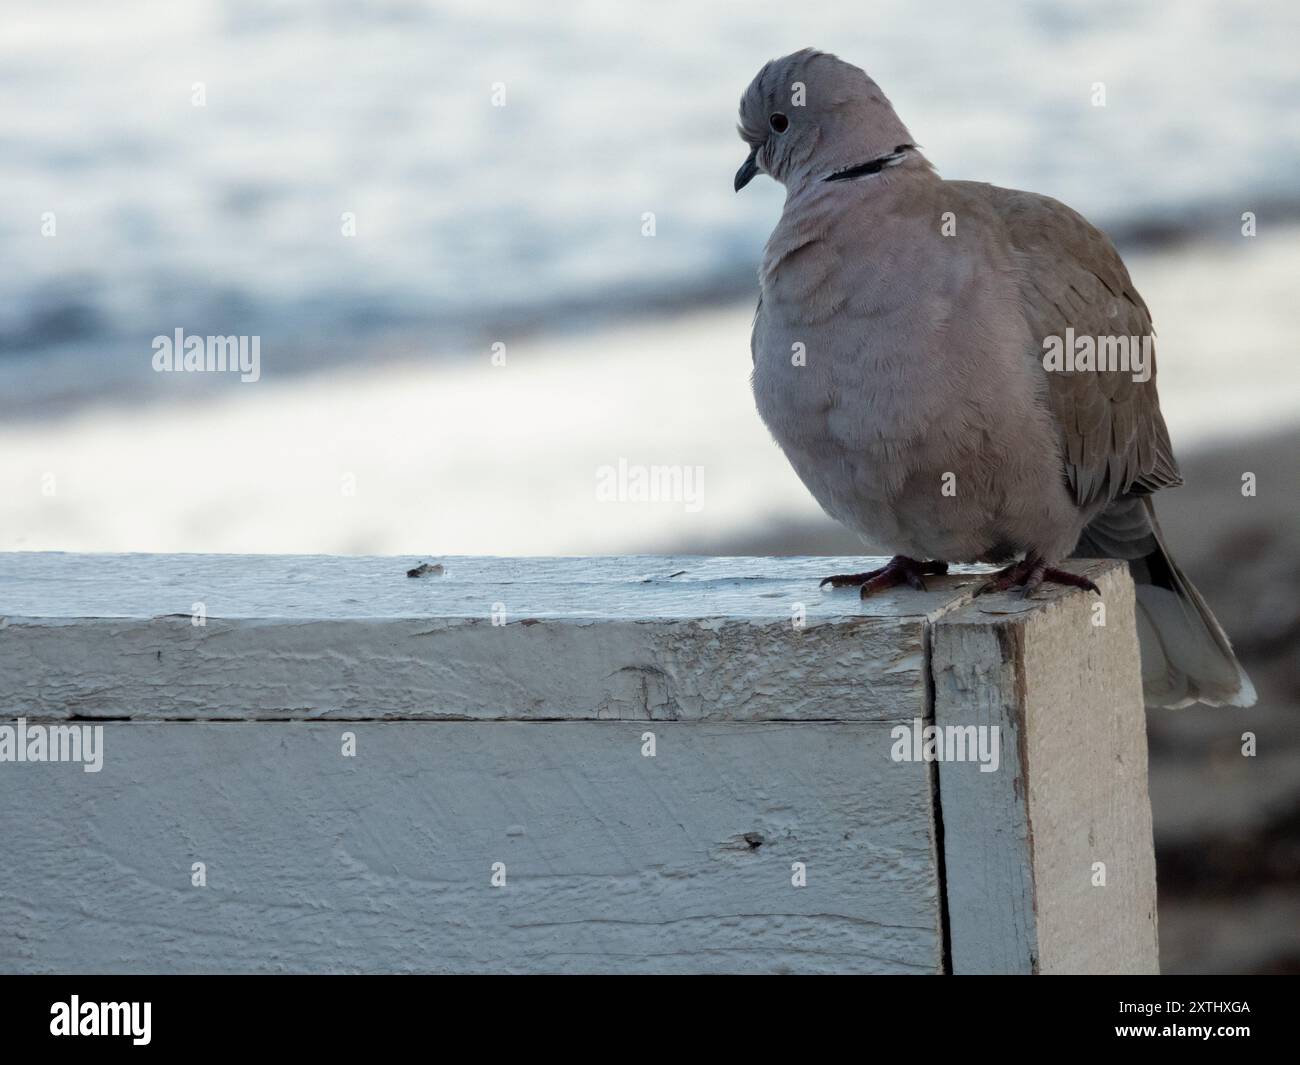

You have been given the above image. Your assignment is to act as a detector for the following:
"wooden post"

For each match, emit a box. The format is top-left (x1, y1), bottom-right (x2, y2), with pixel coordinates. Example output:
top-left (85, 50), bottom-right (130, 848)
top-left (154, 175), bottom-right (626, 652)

top-left (0, 553), bottom-right (1156, 974)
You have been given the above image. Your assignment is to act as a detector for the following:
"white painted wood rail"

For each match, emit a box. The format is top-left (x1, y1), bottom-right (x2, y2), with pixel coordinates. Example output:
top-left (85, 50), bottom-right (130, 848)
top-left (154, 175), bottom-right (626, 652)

top-left (0, 553), bottom-right (1157, 974)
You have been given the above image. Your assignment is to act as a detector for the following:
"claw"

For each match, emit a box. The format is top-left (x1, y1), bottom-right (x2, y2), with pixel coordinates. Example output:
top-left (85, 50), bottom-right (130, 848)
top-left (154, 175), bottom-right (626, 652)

top-left (973, 557), bottom-right (1100, 599)
top-left (819, 567), bottom-right (887, 589)
top-left (820, 557), bottom-right (948, 597)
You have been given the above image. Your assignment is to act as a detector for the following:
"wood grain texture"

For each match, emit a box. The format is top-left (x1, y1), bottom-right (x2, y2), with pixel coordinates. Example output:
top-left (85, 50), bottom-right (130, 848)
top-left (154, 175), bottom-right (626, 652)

top-left (0, 552), bottom-right (1155, 974)
top-left (0, 722), bottom-right (942, 974)
top-left (0, 553), bottom-right (957, 721)
top-left (931, 560), bottom-right (1158, 974)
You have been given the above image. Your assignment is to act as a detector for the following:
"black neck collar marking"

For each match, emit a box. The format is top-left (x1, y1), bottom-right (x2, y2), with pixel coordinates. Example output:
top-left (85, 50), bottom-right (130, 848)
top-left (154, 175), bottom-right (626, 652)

top-left (824, 144), bottom-right (915, 182)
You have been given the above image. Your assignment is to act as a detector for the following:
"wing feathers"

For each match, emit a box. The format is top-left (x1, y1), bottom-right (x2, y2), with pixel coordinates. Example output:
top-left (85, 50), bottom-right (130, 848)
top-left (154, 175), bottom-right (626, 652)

top-left (978, 183), bottom-right (1182, 508)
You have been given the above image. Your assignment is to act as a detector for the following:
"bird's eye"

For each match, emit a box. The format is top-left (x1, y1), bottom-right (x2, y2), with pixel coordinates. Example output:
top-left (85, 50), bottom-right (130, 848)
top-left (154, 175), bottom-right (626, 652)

top-left (769, 112), bottom-right (789, 133)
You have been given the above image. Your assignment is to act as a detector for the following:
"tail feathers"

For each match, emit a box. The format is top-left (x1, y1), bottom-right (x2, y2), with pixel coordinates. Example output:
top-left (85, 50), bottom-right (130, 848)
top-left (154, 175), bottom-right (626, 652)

top-left (1074, 497), bottom-right (1256, 709)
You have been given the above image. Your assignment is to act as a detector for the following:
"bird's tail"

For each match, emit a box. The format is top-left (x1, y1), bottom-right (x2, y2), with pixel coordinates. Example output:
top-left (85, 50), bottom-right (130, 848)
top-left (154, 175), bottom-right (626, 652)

top-left (1073, 496), bottom-right (1256, 709)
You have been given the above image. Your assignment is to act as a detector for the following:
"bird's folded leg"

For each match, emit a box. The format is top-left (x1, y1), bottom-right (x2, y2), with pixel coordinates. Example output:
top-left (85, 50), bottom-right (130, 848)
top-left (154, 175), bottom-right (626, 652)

top-left (819, 556), bottom-right (948, 597)
top-left (973, 555), bottom-right (1100, 599)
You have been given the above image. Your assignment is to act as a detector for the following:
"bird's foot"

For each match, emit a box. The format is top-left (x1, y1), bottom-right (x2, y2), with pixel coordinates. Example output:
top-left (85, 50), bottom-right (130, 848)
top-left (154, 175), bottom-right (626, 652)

top-left (819, 556), bottom-right (949, 598)
top-left (972, 556), bottom-right (1100, 600)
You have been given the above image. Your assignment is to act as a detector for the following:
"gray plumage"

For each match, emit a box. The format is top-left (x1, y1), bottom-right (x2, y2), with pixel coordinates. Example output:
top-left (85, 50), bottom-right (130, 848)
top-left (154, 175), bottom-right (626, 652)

top-left (738, 48), bottom-right (1254, 708)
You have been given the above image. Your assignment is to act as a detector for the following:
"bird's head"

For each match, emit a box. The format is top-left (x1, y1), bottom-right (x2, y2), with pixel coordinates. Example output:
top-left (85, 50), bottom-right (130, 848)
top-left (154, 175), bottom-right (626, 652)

top-left (735, 49), bottom-right (920, 192)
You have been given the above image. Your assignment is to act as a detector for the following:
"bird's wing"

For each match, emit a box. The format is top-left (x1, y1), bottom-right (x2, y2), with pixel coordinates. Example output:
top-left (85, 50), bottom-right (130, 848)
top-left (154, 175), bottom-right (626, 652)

top-left (980, 183), bottom-right (1182, 508)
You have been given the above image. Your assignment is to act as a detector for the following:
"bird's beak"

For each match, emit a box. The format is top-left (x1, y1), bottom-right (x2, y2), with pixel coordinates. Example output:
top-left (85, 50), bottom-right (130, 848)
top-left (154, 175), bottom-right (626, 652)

top-left (734, 146), bottom-right (760, 192)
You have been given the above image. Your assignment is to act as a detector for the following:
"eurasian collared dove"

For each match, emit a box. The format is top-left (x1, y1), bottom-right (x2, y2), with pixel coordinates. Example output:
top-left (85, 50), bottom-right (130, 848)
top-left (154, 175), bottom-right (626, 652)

top-left (736, 48), bottom-right (1255, 709)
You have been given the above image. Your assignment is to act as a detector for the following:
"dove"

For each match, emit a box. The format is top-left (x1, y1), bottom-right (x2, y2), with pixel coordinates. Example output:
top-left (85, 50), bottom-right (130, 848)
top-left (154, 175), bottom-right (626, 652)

top-left (736, 48), bottom-right (1255, 709)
